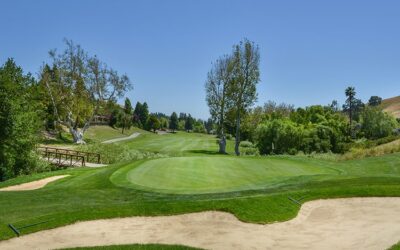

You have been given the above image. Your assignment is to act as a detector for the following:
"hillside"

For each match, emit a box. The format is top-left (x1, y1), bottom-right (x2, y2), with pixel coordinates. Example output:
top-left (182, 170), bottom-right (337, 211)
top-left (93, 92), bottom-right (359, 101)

top-left (381, 96), bottom-right (400, 118)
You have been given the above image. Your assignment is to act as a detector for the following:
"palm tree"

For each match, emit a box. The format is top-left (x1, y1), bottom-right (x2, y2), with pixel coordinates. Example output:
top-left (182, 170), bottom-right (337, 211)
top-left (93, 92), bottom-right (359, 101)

top-left (345, 86), bottom-right (356, 136)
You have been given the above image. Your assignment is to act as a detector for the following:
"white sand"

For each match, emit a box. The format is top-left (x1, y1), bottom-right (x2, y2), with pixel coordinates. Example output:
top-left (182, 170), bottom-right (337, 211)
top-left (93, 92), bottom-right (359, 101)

top-left (0, 175), bottom-right (69, 191)
top-left (0, 197), bottom-right (399, 249)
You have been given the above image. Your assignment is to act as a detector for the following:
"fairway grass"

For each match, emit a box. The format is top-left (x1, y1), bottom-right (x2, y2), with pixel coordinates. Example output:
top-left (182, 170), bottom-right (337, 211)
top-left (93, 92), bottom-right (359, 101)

top-left (1, 130), bottom-right (400, 246)
top-left (111, 156), bottom-right (338, 194)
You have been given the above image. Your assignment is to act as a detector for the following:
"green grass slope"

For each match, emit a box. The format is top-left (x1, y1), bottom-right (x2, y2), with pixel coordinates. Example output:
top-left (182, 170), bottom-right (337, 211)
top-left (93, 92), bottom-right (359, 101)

top-left (111, 156), bottom-right (338, 194)
top-left (0, 132), bottom-right (400, 243)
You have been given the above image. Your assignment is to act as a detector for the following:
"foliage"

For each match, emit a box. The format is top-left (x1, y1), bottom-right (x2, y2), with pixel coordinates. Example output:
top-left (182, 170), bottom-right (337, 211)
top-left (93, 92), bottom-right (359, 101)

top-left (239, 141), bottom-right (259, 156)
top-left (0, 59), bottom-right (43, 180)
top-left (184, 114), bottom-right (194, 132)
top-left (133, 102), bottom-right (149, 130)
top-left (77, 143), bottom-right (166, 164)
top-left (205, 56), bottom-right (233, 135)
top-left (204, 39), bottom-right (260, 154)
top-left (204, 118), bottom-right (214, 134)
top-left (116, 98), bottom-right (133, 134)
top-left (368, 96), bottom-right (382, 106)
top-left (341, 139), bottom-right (400, 160)
top-left (359, 106), bottom-right (397, 139)
top-left (169, 112), bottom-right (179, 132)
top-left (147, 115), bottom-right (160, 133)
top-left (230, 39), bottom-right (260, 155)
top-left (41, 39), bottom-right (132, 143)
top-left (255, 105), bottom-right (348, 155)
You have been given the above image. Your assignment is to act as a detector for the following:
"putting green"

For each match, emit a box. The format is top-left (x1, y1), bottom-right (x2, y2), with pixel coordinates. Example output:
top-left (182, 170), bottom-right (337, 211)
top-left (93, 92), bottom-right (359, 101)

top-left (110, 156), bottom-right (339, 194)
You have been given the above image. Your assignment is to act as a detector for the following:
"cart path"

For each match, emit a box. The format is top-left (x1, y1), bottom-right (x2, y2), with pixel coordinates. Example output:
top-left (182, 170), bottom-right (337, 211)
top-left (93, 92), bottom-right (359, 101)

top-left (102, 132), bottom-right (141, 144)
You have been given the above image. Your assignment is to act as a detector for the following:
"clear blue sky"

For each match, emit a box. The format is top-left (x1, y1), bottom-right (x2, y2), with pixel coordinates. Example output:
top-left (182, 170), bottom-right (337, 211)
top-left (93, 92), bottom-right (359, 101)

top-left (1, 0), bottom-right (399, 119)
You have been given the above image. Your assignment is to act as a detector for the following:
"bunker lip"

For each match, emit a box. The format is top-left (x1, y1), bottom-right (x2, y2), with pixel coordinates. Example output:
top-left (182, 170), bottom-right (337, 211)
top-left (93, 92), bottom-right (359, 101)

top-left (0, 175), bottom-right (70, 191)
top-left (0, 197), bottom-right (399, 250)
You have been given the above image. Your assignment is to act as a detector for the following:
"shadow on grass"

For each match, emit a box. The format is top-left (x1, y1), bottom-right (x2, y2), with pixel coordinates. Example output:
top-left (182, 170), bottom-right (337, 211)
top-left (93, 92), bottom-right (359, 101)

top-left (187, 150), bottom-right (226, 155)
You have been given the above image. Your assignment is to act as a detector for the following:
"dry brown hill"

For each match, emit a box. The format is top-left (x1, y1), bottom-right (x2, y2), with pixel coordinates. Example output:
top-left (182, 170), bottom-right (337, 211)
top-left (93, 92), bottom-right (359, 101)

top-left (381, 96), bottom-right (400, 118)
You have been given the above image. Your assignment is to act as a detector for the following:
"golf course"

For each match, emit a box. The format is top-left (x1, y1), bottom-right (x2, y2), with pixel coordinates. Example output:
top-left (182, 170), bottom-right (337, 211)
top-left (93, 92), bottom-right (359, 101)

top-left (2, 1), bottom-right (400, 249)
top-left (0, 130), bottom-right (400, 249)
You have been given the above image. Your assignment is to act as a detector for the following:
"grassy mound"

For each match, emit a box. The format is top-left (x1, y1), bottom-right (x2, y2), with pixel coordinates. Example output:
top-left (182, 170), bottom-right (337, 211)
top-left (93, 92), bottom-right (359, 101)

top-left (111, 156), bottom-right (337, 194)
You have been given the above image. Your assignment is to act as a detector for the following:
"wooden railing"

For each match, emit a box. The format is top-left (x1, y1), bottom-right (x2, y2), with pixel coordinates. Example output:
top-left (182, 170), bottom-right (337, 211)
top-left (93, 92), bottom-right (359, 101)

top-left (37, 147), bottom-right (101, 167)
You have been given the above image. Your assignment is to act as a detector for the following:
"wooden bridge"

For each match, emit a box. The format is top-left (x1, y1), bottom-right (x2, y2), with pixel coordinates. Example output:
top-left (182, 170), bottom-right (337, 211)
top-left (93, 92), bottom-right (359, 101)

top-left (37, 146), bottom-right (103, 167)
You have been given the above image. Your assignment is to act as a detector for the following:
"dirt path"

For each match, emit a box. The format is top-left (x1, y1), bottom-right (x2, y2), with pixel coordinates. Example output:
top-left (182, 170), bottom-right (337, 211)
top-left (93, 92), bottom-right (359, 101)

top-left (0, 197), bottom-right (399, 249)
top-left (102, 132), bottom-right (140, 144)
top-left (0, 175), bottom-right (69, 191)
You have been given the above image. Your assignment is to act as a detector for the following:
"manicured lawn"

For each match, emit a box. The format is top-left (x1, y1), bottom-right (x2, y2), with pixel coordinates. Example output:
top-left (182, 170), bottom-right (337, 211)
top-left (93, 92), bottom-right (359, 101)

top-left (111, 156), bottom-right (338, 194)
top-left (123, 131), bottom-right (235, 156)
top-left (1, 130), bottom-right (400, 245)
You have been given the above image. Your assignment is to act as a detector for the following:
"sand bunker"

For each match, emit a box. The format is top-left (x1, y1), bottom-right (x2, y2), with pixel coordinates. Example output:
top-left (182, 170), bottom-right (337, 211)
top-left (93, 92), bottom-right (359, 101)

top-left (0, 197), bottom-right (399, 249)
top-left (0, 175), bottom-right (69, 191)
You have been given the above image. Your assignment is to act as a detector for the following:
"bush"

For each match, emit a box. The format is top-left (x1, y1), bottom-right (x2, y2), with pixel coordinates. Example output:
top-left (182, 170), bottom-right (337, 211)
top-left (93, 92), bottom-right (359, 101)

top-left (239, 141), bottom-right (259, 156)
top-left (255, 119), bottom-right (302, 155)
top-left (360, 106), bottom-right (397, 139)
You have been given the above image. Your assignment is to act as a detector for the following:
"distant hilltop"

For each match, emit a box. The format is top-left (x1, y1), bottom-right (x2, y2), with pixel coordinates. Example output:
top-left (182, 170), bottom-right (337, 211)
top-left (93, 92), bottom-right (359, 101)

top-left (381, 96), bottom-right (400, 118)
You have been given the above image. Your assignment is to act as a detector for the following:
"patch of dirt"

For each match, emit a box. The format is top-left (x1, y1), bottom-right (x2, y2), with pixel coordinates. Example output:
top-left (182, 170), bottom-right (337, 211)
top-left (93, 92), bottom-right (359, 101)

top-left (0, 197), bottom-right (399, 249)
top-left (0, 175), bottom-right (70, 191)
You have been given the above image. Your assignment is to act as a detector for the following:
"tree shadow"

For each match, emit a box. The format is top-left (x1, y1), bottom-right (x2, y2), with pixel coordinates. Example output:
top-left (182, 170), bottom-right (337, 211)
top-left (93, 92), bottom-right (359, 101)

top-left (187, 150), bottom-right (226, 155)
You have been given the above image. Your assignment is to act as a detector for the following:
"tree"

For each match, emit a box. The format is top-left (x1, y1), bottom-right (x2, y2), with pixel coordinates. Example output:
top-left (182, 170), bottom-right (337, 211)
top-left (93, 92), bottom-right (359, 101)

top-left (0, 59), bottom-right (42, 180)
top-left (330, 100), bottom-right (340, 112)
top-left (368, 96), bottom-right (382, 106)
top-left (205, 55), bottom-right (234, 153)
top-left (141, 102), bottom-right (150, 130)
top-left (147, 115), bottom-right (160, 133)
top-left (132, 102), bottom-right (143, 127)
top-left (344, 86), bottom-right (356, 137)
top-left (184, 114), bottom-right (194, 132)
top-left (230, 39), bottom-right (260, 155)
top-left (179, 113), bottom-right (187, 121)
top-left (360, 106), bottom-right (397, 139)
top-left (205, 118), bottom-right (214, 134)
top-left (169, 112), bottom-right (178, 132)
top-left (42, 39), bottom-right (132, 143)
top-left (120, 98), bottom-right (133, 134)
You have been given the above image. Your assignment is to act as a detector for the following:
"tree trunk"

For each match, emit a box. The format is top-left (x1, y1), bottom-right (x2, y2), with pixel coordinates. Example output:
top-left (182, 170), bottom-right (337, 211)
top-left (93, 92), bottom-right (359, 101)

top-left (235, 110), bottom-right (241, 156)
top-left (69, 127), bottom-right (86, 144)
top-left (219, 135), bottom-right (227, 154)
top-left (67, 116), bottom-right (90, 144)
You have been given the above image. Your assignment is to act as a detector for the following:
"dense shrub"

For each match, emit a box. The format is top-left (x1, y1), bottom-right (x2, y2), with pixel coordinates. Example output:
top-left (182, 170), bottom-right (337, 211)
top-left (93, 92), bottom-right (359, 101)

top-left (239, 141), bottom-right (259, 156)
top-left (255, 119), bottom-right (302, 155)
top-left (359, 106), bottom-right (397, 139)
top-left (255, 106), bottom-right (348, 155)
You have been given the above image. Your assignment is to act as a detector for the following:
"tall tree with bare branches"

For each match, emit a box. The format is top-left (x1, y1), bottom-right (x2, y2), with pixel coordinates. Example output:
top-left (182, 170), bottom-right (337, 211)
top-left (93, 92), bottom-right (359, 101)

top-left (205, 55), bottom-right (234, 154)
top-left (42, 39), bottom-right (132, 143)
top-left (230, 39), bottom-right (260, 155)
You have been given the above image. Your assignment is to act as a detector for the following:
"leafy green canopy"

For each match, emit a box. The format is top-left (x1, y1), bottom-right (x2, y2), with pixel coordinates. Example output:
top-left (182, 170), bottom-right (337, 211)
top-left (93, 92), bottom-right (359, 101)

top-left (0, 59), bottom-right (43, 180)
top-left (255, 105), bottom-right (348, 155)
